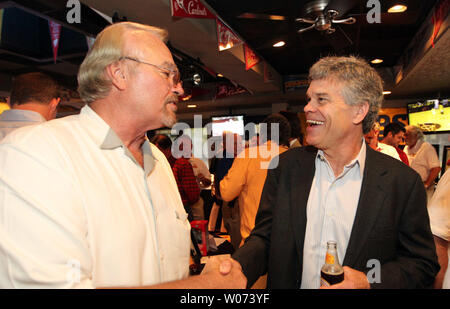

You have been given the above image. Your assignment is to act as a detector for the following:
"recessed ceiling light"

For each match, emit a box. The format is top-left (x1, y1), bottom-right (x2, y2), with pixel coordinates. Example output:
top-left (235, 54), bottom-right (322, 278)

top-left (388, 4), bottom-right (407, 13)
top-left (217, 73), bottom-right (224, 78)
top-left (273, 41), bottom-right (285, 47)
top-left (181, 95), bottom-right (192, 101)
top-left (371, 58), bottom-right (383, 64)
top-left (187, 104), bottom-right (197, 108)
top-left (383, 91), bottom-right (392, 95)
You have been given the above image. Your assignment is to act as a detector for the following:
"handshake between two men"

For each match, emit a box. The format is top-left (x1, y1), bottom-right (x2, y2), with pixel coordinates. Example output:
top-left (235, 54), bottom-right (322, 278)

top-left (197, 256), bottom-right (370, 289)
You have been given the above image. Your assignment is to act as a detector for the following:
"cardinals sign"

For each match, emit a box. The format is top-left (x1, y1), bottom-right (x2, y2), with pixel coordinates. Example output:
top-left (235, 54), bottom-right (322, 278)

top-left (170, 0), bottom-right (215, 19)
top-left (216, 18), bottom-right (242, 51)
top-left (48, 21), bottom-right (61, 64)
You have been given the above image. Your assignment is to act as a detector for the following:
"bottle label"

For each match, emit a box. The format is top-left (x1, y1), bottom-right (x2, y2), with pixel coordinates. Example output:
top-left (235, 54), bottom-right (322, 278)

top-left (320, 278), bottom-right (330, 287)
top-left (325, 252), bottom-right (334, 265)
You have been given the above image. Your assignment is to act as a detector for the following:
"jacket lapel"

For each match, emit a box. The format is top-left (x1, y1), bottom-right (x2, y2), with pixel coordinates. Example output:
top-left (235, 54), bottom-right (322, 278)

top-left (290, 147), bottom-right (317, 258)
top-left (343, 148), bottom-right (388, 266)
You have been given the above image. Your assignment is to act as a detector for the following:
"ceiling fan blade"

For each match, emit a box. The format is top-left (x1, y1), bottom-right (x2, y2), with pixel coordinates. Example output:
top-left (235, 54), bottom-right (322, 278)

top-left (295, 17), bottom-right (316, 24)
top-left (332, 17), bottom-right (356, 24)
top-left (325, 0), bottom-right (359, 18)
top-left (297, 24), bottom-right (316, 34)
top-left (237, 12), bottom-right (286, 21)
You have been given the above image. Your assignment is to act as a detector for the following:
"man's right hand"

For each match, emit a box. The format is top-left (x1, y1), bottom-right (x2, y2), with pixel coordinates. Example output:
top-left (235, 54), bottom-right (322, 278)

top-left (200, 256), bottom-right (247, 289)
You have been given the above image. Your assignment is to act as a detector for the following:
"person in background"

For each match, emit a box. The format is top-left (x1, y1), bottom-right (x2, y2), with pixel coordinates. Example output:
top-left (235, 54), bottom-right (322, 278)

top-left (218, 114), bottom-right (291, 290)
top-left (173, 134), bottom-right (211, 221)
top-left (231, 56), bottom-right (439, 289)
top-left (219, 114), bottom-right (291, 247)
top-left (151, 134), bottom-right (200, 221)
top-left (0, 72), bottom-right (60, 140)
top-left (380, 122), bottom-right (409, 165)
top-left (427, 138), bottom-right (450, 289)
top-left (364, 122), bottom-right (401, 161)
top-left (249, 132), bottom-right (260, 148)
top-left (404, 125), bottom-right (441, 198)
top-left (280, 110), bottom-right (302, 148)
top-left (0, 22), bottom-right (245, 288)
top-left (209, 131), bottom-right (243, 249)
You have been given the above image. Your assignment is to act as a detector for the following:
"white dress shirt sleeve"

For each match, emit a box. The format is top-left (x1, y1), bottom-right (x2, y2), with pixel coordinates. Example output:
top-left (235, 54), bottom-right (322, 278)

top-left (0, 134), bottom-right (93, 288)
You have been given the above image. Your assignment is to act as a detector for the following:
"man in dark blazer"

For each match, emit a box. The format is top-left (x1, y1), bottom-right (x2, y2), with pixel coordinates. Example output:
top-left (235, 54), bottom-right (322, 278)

top-left (232, 56), bottom-right (439, 289)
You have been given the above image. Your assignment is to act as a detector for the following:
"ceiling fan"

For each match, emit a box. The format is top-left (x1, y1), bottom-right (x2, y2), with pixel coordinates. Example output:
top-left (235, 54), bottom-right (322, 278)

top-left (296, 0), bottom-right (356, 34)
top-left (237, 0), bottom-right (359, 35)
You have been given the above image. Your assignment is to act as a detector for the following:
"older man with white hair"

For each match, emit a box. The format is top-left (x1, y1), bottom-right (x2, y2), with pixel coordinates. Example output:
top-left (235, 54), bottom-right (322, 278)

top-left (404, 125), bottom-right (441, 194)
top-left (0, 22), bottom-right (245, 289)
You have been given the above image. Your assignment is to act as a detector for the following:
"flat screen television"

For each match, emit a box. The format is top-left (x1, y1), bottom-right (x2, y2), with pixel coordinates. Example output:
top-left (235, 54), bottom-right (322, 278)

top-left (211, 115), bottom-right (244, 136)
top-left (407, 99), bottom-right (450, 134)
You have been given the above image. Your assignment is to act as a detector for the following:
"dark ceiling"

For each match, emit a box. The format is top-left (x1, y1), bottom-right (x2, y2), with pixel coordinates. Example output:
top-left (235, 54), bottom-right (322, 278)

top-left (0, 0), bottom-right (228, 100)
top-left (0, 0), bottom-right (448, 118)
top-left (204, 0), bottom-right (439, 76)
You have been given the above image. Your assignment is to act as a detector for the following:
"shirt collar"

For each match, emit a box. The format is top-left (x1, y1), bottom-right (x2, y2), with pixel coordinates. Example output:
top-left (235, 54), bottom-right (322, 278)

top-left (408, 138), bottom-right (424, 154)
top-left (0, 109), bottom-right (46, 122)
top-left (316, 138), bottom-right (366, 178)
top-left (80, 105), bottom-right (157, 175)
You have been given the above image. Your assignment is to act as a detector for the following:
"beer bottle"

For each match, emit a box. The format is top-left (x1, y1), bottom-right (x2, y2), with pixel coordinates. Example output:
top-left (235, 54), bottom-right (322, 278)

top-left (320, 241), bottom-right (344, 286)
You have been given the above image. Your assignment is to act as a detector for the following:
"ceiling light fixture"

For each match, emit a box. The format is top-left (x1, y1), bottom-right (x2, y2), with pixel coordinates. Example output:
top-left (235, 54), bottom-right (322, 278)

top-left (192, 73), bottom-right (202, 86)
top-left (371, 58), bottom-right (383, 64)
top-left (273, 41), bottom-right (285, 47)
top-left (388, 4), bottom-right (408, 13)
top-left (383, 91), bottom-right (392, 95)
top-left (181, 95), bottom-right (192, 101)
top-left (187, 104), bottom-right (197, 108)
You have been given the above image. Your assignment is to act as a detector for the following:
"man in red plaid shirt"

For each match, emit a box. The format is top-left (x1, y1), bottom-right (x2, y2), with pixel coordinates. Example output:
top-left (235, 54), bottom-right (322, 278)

top-left (151, 134), bottom-right (200, 220)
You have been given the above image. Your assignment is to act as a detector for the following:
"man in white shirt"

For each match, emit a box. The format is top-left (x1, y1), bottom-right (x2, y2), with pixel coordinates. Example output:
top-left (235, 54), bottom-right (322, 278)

top-left (428, 169), bottom-right (450, 289)
top-left (405, 125), bottom-right (441, 192)
top-left (232, 56), bottom-right (439, 289)
top-left (0, 22), bottom-right (245, 289)
top-left (364, 122), bottom-right (401, 161)
top-left (0, 72), bottom-right (60, 140)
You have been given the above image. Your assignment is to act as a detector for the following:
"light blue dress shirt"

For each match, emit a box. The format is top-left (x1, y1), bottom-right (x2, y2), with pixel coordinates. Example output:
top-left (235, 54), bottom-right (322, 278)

top-left (0, 109), bottom-right (46, 140)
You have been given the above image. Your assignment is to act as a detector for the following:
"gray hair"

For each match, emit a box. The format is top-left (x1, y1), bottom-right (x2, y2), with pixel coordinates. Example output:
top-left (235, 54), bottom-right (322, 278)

top-left (405, 125), bottom-right (424, 140)
top-left (308, 56), bottom-right (384, 134)
top-left (77, 22), bottom-right (168, 104)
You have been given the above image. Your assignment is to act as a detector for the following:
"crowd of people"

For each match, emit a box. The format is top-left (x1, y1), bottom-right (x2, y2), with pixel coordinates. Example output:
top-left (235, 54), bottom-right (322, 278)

top-left (0, 21), bottom-right (448, 289)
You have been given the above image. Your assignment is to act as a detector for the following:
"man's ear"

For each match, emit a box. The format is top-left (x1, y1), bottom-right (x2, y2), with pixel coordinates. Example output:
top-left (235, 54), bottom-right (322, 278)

top-left (52, 97), bottom-right (61, 108)
top-left (353, 102), bottom-right (369, 125)
top-left (48, 98), bottom-right (61, 114)
top-left (105, 62), bottom-right (127, 91)
top-left (42, 97), bottom-right (60, 120)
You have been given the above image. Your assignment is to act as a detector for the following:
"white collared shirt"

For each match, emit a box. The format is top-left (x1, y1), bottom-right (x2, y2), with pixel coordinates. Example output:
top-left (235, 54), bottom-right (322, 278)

top-left (0, 109), bottom-right (46, 140)
top-left (377, 142), bottom-right (401, 161)
top-left (301, 141), bottom-right (366, 289)
top-left (428, 169), bottom-right (450, 288)
top-left (0, 105), bottom-right (190, 288)
top-left (405, 139), bottom-right (441, 182)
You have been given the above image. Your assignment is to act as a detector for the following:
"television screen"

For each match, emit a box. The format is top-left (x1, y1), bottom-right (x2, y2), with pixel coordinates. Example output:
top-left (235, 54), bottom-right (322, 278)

top-left (407, 99), bottom-right (450, 133)
top-left (211, 115), bottom-right (244, 136)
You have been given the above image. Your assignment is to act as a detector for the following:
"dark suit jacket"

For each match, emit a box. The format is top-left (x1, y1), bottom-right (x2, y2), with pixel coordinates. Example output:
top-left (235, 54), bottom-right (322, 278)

top-left (233, 146), bottom-right (439, 288)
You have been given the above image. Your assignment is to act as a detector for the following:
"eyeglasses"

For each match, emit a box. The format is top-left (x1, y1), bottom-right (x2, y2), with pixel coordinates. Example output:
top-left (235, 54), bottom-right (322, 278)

top-left (120, 56), bottom-right (181, 85)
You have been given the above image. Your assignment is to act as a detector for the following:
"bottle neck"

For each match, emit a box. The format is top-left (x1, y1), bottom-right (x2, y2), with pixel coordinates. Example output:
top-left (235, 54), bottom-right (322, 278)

top-left (325, 246), bottom-right (340, 265)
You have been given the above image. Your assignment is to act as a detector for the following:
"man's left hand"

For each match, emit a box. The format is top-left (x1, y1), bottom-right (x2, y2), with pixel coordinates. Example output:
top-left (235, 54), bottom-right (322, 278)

top-left (320, 266), bottom-right (370, 289)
